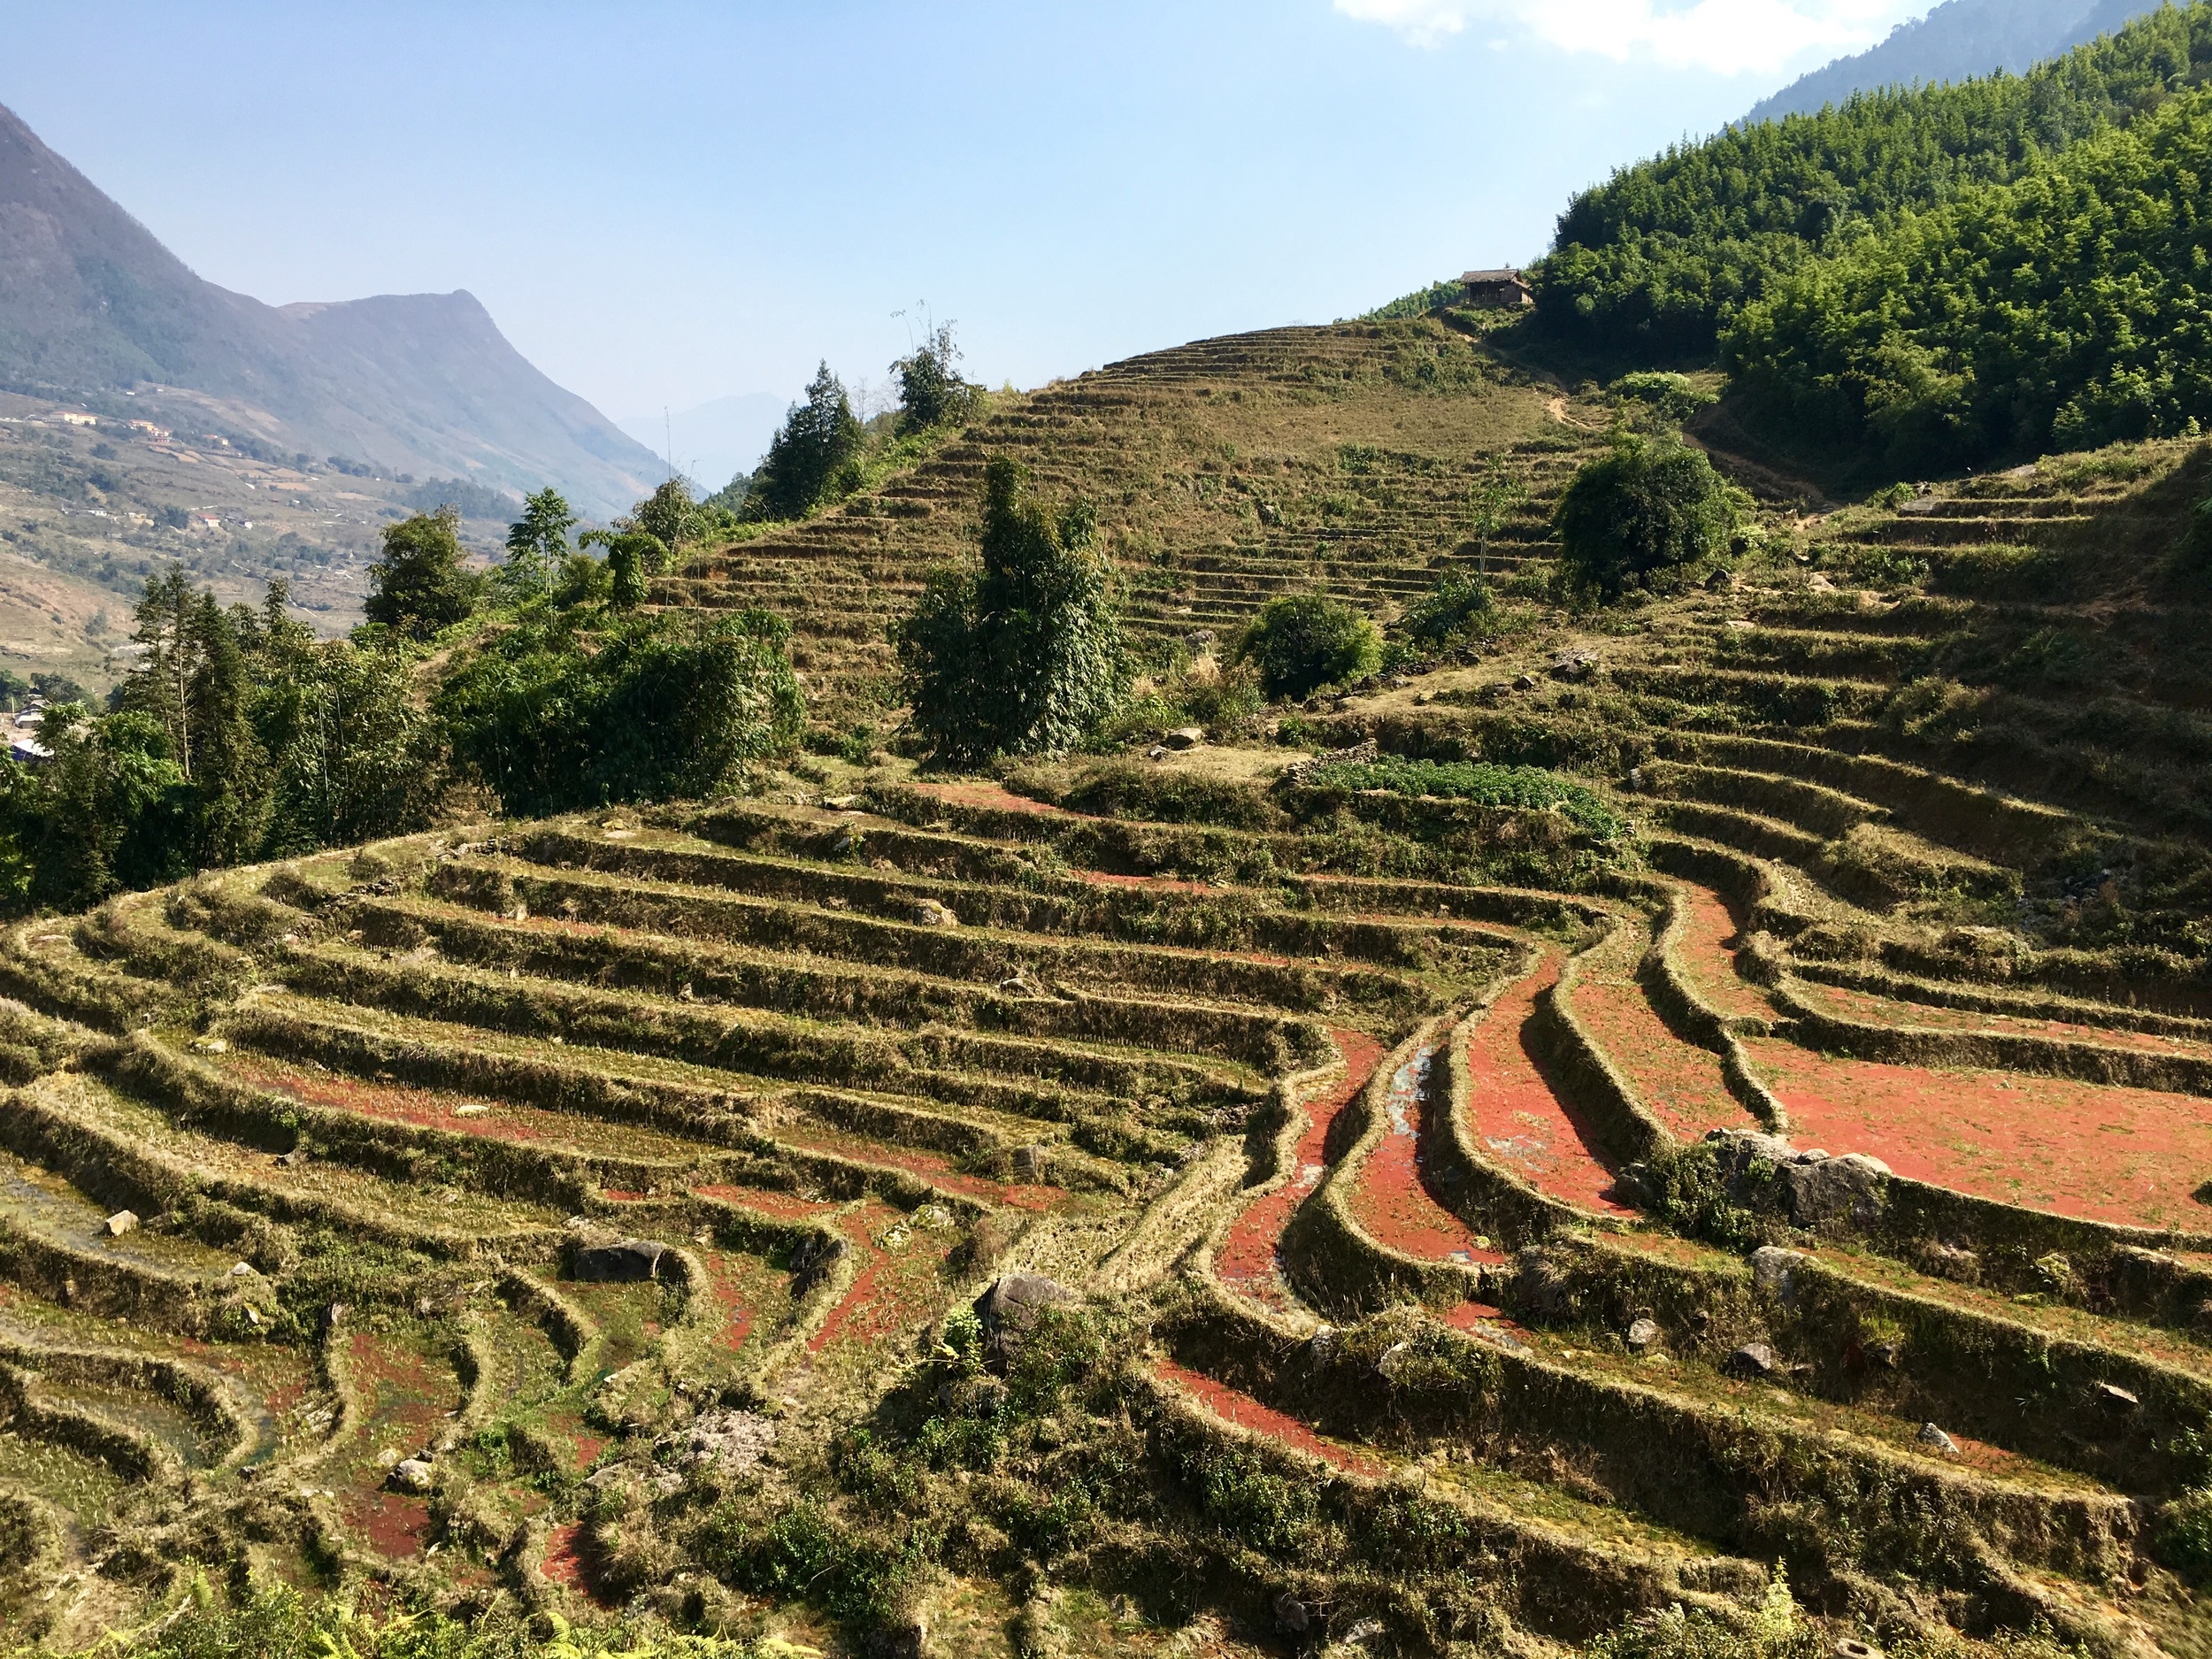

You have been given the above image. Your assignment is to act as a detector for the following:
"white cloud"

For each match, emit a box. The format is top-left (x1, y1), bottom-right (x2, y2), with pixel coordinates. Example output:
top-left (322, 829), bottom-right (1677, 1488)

top-left (1334, 0), bottom-right (1471, 49)
top-left (1335, 0), bottom-right (1922, 74)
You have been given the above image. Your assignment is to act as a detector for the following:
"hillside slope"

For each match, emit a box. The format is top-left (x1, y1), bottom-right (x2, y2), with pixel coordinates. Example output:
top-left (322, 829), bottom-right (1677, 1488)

top-left (1746, 0), bottom-right (2162, 124)
top-left (0, 103), bottom-right (661, 518)
top-left (9, 323), bottom-right (2212, 1654)
top-left (1532, 2), bottom-right (2212, 363)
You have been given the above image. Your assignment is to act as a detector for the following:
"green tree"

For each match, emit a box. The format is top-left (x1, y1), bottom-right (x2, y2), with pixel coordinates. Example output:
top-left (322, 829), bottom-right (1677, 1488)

top-left (182, 590), bottom-right (268, 867)
top-left (747, 363), bottom-right (864, 521)
top-left (893, 457), bottom-right (1128, 764)
top-left (578, 530), bottom-right (668, 610)
top-left (0, 705), bottom-right (190, 913)
top-left (893, 322), bottom-right (978, 433)
top-left (251, 634), bottom-right (439, 857)
top-left (364, 509), bottom-right (482, 636)
top-left (633, 480), bottom-right (703, 571)
top-left (499, 488), bottom-right (577, 603)
top-left (1465, 456), bottom-right (1526, 576)
top-left (435, 610), bottom-right (802, 814)
top-left (1554, 436), bottom-right (1740, 601)
top-left (1233, 593), bottom-right (1381, 702)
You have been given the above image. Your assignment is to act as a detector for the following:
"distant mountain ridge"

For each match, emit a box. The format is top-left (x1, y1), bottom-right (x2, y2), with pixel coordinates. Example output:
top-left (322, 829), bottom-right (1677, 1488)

top-left (1746, 0), bottom-right (2165, 124)
top-left (0, 101), bottom-right (662, 518)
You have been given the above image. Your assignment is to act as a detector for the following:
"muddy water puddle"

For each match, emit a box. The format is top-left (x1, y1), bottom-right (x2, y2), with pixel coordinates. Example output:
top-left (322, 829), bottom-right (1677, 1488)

top-left (0, 1152), bottom-right (230, 1280)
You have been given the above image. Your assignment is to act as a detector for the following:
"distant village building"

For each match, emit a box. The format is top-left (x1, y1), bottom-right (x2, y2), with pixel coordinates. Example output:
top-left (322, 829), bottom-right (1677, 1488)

top-left (1461, 268), bottom-right (1533, 310)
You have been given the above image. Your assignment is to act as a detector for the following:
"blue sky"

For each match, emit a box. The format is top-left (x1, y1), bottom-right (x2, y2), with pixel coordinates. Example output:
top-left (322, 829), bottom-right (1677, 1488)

top-left (2, 1), bottom-right (1924, 483)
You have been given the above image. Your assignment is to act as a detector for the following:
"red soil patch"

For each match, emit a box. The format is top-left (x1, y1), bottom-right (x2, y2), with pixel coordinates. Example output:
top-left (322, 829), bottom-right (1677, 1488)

top-left (807, 1204), bottom-right (957, 1360)
top-left (326, 1331), bottom-right (457, 1560)
top-left (694, 1184), bottom-right (844, 1221)
top-left (1743, 1037), bottom-right (2212, 1233)
top-left (1567, 929), bottom-right (1755, 1141)
top-left (1155, 1360), bottom-right (1381, 1476)
top-left (774, 1122), bottom-right (1062, 1210)
top-left (1215, 1031), bottom-right (1387, 1315)
top-left (219, 1051), bottom-right (683, 1165)
top-left (541, 1520), bottom-right (615, 1603)
top-left (1438, 1302), bottom-right (1511, 1332)
top-left (1346, 1036), bottom-right (1509, 1268)
top-left (1794, 979), bottom-right (2212, 1063)
top-left (1461, 951), bottom-right (1635, 1216)
top-left (350, 1492), bottom-right (434, 1559)
top-left (695, 1247), bottom-right (785, 1354)
top-left (1666, 882), bottom-right (1775, 1025)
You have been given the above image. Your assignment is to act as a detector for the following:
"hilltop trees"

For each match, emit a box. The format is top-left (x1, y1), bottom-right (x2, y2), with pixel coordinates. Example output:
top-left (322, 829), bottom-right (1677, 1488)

top-left (895, 457), bottom-right (1128, 764)
top-left (1531, 4), bottom-right (2212, 360)
top-left (365, 508), bottom-right (482, 635)
top-left (1724, 83), bottom-right (2212, 471)
top-left (748, 363), bottom-right (864, 521)
top-left (1555, 436), bottom-right (1740, 601)
top-left (894, 322), bottom-right (979, 433)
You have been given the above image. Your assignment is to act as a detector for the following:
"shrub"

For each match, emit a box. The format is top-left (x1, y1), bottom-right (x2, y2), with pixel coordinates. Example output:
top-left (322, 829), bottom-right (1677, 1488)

top-left (1400, 571), bottom-right (1494, 649)
top-left (363, 509), bottom-right (482, 637)
top-left (1554, 436), bottom-right (1741, 602)
top-left (435, 609), bottom-right (803, 814)
top-left (1611, 371), bottom-right (1717, 423)
top-left (1233, 593), bottom-right (1380, 701)
top-left (892, 457), bottom-right (1129, 764)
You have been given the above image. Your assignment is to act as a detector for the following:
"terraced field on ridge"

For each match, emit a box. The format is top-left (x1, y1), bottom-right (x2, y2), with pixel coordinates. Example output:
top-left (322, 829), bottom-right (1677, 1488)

top-left (657, 319), bottom-right (1603, 726)
top-left (10, 319), bottom-right (2212, 1654)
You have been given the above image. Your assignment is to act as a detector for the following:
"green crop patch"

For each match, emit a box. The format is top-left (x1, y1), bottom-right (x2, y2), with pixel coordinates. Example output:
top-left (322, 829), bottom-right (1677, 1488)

top-left (1301, 755), bottom-right (1626, 840)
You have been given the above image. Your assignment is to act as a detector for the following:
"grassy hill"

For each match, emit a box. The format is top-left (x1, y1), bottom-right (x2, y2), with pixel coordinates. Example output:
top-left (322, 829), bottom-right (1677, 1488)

top-left (3, 311), bottom-right (2212, 1659)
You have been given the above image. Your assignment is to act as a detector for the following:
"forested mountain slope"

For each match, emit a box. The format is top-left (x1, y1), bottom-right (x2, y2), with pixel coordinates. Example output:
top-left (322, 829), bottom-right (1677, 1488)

top-left (1723, 77), bottom-right (2212, 471)
top-left (1745, 0), bottom-right (2162, 125)
top-left (1532, 2), bottom-right (2212, 362)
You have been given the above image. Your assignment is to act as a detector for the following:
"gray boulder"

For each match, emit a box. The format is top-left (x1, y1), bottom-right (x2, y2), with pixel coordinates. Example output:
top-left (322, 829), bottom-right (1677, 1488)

top-left (572, 1239), bottom-right (668, 1283)
top-left (974, 1273), bottom-right (1077, 1367)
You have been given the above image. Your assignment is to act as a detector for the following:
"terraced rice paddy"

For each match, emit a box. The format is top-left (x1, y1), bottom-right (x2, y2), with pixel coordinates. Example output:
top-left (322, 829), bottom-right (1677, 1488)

top-left (5, 322), bottom-right (2212, 1654)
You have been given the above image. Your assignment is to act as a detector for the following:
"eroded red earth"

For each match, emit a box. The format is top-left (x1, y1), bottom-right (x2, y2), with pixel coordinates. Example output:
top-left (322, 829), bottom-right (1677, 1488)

top-left (1215, 1031), bottom-right (1386, 1314)
top-left (1346, 1036), bottom-right (1509, 1268)
top-left (1461, 952), bottom-right (1634, 1217)
top-left (1744, 1037), bottom-right (2212, 1233)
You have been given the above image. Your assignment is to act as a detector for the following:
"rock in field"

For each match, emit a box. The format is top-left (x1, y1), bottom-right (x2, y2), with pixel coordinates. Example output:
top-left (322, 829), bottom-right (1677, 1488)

top-left (1916, 1423), bottom-right (1959, 1455)
top-left (974, 1273), bottom-right (1076, 1366)
top-left (572, 1238), bottom-right (668, 1282)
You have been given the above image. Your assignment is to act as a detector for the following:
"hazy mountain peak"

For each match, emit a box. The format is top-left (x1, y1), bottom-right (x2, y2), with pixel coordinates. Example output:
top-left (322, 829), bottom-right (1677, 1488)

top-left (1745, 0), bottom-right (2165, 125)
top-left (0, 102), bottom-right (659, 517)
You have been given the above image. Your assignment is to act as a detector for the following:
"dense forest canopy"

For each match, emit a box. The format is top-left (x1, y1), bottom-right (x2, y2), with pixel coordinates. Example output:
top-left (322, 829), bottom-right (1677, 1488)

top-left (1723, 78), bottom-right (2212, 469)
top-left (1530, 1), bottom-right (2212, 360)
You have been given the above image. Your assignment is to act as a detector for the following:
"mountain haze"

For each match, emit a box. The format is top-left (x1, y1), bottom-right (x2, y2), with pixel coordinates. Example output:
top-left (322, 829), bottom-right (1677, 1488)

top-left (1745, 0), bottom-right (2164, 123)
top-left (0, 102), bottom-right (662, 518)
